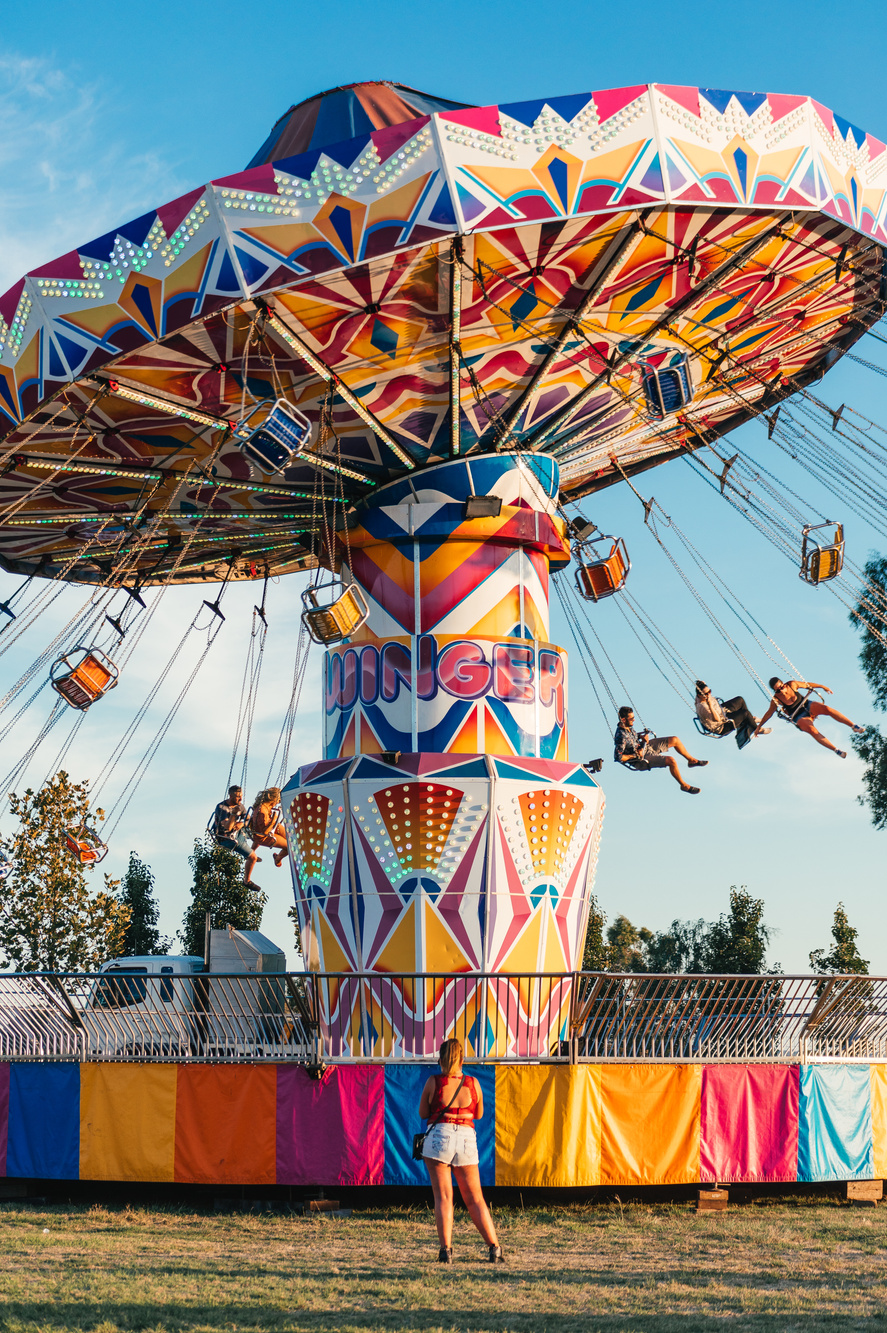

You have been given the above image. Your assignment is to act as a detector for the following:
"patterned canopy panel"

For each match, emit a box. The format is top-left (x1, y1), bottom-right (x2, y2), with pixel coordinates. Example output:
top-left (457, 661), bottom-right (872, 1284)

top-left (0, 83), bottom-right (884, 585)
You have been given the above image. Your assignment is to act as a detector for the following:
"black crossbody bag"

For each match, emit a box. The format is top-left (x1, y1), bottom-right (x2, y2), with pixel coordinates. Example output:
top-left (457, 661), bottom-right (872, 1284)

top-left (412, 1075), bottom-right (466, 1161)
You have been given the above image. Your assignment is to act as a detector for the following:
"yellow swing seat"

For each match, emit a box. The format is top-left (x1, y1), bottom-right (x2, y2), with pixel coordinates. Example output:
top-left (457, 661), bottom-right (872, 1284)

top-left (301, 581), bottom-right (369, 645)
top-left (800, 522), bottom-right (844, 585)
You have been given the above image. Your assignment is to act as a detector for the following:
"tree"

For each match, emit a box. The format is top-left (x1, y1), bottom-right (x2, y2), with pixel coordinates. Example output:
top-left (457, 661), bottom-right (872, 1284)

top-left (605, 914), bottom-right (653, 972)
top-left (702, 886), bottom-right (772, 974)
top-left (851, 726), bottom-right (887, 829)
top-left (116, 852), bottom-right (171, 956)
top-left (809, 903), bottom-right (869, 975)
top-left (646, 918), bottom-right (710, 973)
top-left (179, 836), bottom-right (267, 957)
top-left (581, 894), bottom-right (609, 970)
top-left (0, 771), bottom-right (129, 971)
top-left (850, 558), bottom-right (887, 827)
top-left (287, 904), bottom-right (303, 962)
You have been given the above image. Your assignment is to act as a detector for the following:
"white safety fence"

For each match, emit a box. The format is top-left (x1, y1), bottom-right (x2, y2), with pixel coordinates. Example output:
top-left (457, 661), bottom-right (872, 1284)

top-left (0, 971), bottom-right (884, 1064)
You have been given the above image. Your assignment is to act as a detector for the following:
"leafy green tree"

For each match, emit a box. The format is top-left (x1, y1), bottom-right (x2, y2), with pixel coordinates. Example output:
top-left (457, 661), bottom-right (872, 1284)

top-left (850, 558), bottom-right (887, 826)
top-left (702, 886), bottom-right (773, 974)
top-left (605, 914), bottom-right (653, 972)
top-left (116, 852), bottom-right (171, 956)
top-left (809, 903), bottom-right (869, 974)
top-left (851, 726), bottom-right (887, 829)
top-left (179, 836), bottom-right (266, 957)
top-left (581, 894), bottom-right (609, 970)
top-left (646, 918), bottom-right (710, 973)
top-left (287, 905), bottom-right (303, 962)
top-left (0, 771), bottom-right (129, 971)
top-left (851, 556), bottom-right (887, 708)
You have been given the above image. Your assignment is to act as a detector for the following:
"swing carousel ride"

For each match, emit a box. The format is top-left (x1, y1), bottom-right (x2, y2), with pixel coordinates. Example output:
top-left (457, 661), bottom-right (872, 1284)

top-left (3, 80), bottom-right (887, 1050)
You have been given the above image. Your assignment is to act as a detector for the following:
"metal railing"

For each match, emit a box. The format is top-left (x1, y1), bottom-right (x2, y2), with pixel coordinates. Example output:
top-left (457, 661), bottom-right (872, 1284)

top-left (0, 970), bottom-right (885, 1063)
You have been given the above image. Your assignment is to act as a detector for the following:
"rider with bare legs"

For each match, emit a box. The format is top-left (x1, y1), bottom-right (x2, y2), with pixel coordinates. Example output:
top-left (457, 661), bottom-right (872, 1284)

top-left (756, 678), bottom-right (864, 757)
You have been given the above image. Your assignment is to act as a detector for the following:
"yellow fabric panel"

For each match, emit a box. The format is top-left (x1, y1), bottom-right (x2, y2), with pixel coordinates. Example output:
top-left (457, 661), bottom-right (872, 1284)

top-left (495, 1064), bottom-right (601, 1186)
top-left (601, 1064), bottom-right (702, 1185)
top-left (870, 1066), bottom-right (887, 1178)
top-left (80, 1063), bottom-right (177, 1182)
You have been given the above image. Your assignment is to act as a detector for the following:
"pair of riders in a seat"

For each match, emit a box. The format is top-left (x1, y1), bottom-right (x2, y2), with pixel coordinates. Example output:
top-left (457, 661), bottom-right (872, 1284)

top-left (211, 784), bottom-right (288, 882)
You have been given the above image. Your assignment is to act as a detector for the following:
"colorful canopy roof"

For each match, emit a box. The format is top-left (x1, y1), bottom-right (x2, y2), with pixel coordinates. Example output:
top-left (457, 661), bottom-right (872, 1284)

top-left (0, 82), bottom-right (883, 585)
top-left (246, 82), bottom-right (471, 167)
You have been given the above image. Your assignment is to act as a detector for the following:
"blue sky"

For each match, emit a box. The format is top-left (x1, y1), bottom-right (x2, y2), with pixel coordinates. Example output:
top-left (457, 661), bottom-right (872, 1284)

top-left (1, 0), bottom-right (886, 970)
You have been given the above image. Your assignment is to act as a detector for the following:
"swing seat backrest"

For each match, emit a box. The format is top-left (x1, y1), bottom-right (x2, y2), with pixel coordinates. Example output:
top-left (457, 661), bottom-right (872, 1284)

top-left (575, 538), bottom-right (630, 602)
top-left (301, 583), bottom-right (369, 645)
top-left (807, 545), bottom-right (843, 583)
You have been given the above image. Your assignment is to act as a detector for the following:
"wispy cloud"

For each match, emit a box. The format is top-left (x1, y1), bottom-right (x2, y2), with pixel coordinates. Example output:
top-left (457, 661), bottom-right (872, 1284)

top-left (0, 54), bottom-right (187, 292)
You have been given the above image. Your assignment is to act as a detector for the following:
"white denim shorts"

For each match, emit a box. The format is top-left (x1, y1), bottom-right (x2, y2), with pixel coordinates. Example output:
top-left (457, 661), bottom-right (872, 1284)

top-left (422, 1122), bottom-right (479, 1167)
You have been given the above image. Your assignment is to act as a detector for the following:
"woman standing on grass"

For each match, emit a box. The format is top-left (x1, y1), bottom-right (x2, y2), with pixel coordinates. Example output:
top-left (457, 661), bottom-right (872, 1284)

top-left (418, 1038), bottom-right (503, 1264)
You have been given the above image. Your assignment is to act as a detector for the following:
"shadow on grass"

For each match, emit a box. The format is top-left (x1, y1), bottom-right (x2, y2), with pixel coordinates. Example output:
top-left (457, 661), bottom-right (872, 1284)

top-left (0, 1303), bottom-right (878, 1333)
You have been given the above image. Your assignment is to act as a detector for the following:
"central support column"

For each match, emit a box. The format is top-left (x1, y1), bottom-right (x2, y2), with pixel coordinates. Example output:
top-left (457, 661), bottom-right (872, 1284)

top-left (281, 454), bottom-right (605, 1058)
top-left (325, 453), bottom-right (569, 760)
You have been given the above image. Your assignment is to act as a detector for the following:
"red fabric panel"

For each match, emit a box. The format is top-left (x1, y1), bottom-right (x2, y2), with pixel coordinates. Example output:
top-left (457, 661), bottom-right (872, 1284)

top-left (276, 1064), bottom-right (384, 1185)
top-left (701, 1064), bottom-right (799, 1183)
top-left (174, 1065), bottom-right (276, 1185)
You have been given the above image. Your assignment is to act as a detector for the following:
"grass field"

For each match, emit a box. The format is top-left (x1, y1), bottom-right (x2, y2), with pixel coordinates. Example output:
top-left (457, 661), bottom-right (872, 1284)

top-left (0, 1196), bottom-right (885, 1332)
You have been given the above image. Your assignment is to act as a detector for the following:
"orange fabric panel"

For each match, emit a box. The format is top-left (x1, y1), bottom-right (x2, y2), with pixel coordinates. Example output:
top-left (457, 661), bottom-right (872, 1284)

top-left (80, 1064), bottom-right (177, 1182)
top-left (601, 1064), bottom-right (702, 1185)
top-left (495, 1065), bottom-right (601, 1186)
top-left (174, 1065), bottom-right (276, 1185)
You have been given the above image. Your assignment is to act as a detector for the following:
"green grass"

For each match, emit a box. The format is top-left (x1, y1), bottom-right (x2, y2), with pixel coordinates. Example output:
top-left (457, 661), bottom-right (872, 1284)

top-left (0, 1197), bottom-right (885, 1331)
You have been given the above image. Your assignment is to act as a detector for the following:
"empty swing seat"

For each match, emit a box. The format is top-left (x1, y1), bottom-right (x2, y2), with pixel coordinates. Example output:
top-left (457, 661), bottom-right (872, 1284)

top-left (575, 537), bottom-right (631, 602)
top-left (800, 522), bottom-right (844, 585)
top-left (641, 355), bottom-right (692, 418)
top-left (301, 582), bottom-right (369, 645)
top-left (65, 828), bottom-right (108, 866)
top-left (50, 646), bottom-right (119, 710)
top-left (234, 398), bottom-right (312, 474)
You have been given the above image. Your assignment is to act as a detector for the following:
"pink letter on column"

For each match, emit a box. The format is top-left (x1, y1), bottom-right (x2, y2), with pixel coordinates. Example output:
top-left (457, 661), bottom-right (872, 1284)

top-left (493, 643), bottom-right (534, 702)
top-left (539, 649), bottom-right (565, 726)
top-left (437, 641), bottom-right (492, 699)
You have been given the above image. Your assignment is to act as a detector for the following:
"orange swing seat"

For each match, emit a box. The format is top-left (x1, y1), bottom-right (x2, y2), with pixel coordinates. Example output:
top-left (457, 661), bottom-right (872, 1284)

top-left (575, 536), bottom-right (631, 602)
top-left (65, 828), bottom-right (108, 866)
top-left (51, 646), bottom-right (119, 711)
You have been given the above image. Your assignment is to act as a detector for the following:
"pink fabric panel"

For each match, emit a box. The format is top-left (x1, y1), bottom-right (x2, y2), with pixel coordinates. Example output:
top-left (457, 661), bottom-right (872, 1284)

top-left (276, 1064), bottom-right (384, 1186)
top-left (701, 1064), bottom-right (799, 1183)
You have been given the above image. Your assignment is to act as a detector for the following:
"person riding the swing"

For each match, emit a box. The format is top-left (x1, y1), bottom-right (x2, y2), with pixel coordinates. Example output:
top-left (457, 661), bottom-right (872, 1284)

top-left (756, 678), bottom-right (864, 757)
top-left (613, 705), bottom-right (707, 794)
top-left (212, 785), bottom-right (259, 881)
top-left (248, 787), bottom-right (288, 879)
top-left (694, 681), bottom-right (771, 749)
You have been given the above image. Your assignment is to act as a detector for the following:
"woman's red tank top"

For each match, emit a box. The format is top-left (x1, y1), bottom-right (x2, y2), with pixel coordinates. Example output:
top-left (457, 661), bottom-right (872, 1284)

top-left (429, 1074), bottom-right (478, 1125)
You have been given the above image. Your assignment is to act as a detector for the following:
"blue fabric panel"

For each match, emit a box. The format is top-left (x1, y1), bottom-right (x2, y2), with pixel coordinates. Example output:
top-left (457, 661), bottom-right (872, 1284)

top-left (798, 1065), bottom-right (873, 1183)
top-left (7, 1063), bottom-right (80, 1180)
top-left (384, 1064), bottom-right (495, 1186)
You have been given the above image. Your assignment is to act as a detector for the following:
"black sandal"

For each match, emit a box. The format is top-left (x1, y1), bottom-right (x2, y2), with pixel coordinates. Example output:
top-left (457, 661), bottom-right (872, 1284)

top-left (489, 1244), bottom-right (504, 1263)
top-left (681, 785), bottom-right (701, 795)
top-left (438, 1246), bottom-right (453, 1264)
